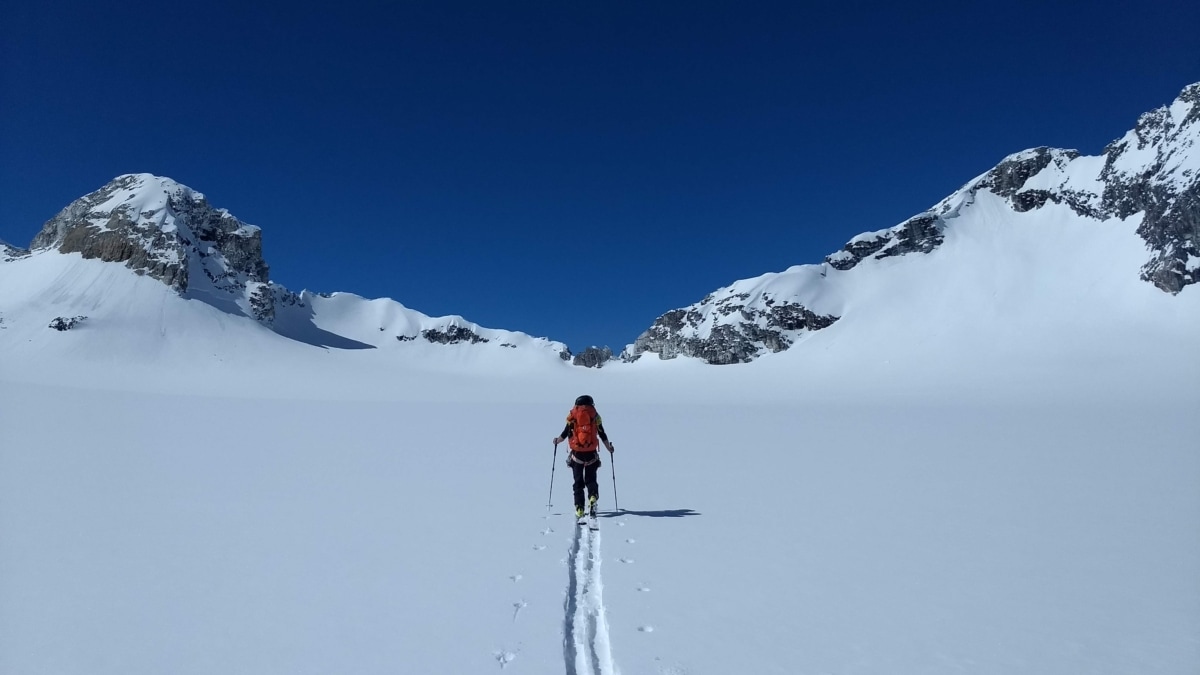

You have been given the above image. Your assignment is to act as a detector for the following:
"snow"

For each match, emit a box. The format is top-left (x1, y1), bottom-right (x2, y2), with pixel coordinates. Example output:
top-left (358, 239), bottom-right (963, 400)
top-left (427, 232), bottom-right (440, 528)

top-left (998, 148), bottom-right (1045, 163)
top-left (1104, 96), bottom-right (1199, 186)
top-left (3, 253), bottom-right (1198, 675)
top-left (2, 369), bottom-right (1196, 674)
top-left (848, 228), bottom-right (890, 245)
top-left (2, 162), bottom-right (1199, 673)
top-left (1018, 151), bottom-right (1106, 197)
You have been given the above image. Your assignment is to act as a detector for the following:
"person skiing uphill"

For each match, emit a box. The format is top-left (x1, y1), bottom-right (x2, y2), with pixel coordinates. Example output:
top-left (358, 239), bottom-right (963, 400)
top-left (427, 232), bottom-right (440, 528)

top-left (552, 395), bottom-right (615, 519)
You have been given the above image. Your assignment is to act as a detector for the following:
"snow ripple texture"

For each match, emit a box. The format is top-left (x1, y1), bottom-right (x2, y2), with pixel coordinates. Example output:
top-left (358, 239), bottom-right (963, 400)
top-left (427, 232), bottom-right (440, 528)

top-left (563, 525), bottom-right (616, 675)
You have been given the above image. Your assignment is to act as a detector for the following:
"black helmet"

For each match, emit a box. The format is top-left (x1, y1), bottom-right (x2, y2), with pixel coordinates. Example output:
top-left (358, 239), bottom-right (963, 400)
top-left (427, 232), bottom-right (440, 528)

top-left (574, 394), bottom-right (594, 406)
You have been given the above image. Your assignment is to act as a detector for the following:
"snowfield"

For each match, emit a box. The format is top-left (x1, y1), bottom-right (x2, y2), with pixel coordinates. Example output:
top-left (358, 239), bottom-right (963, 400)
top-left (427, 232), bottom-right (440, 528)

top-left (2, 367), bottom-right (1197, 675)
top-left (1, 245), bottom-right (1197, 674)
top-left (3, 129), bottom-right (1199, 671)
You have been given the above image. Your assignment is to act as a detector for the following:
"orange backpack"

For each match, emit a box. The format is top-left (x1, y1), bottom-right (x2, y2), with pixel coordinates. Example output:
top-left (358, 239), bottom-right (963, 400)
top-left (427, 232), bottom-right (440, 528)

top-left (568, 404), bottom-right (599, 452)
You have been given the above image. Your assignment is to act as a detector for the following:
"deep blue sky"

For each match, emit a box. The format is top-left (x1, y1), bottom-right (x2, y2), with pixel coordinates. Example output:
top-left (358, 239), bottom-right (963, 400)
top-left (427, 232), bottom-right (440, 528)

top-left (3, 1), bottom-right (1198, 352)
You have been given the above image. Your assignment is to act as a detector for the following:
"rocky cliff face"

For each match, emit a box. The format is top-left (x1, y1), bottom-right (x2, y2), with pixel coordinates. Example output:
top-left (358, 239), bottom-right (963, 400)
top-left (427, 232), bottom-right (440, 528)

top-left (1101, 83), bottom-right (1200, 293)
top-left (28, 174), bottom-right (289, 322)
top-left (572, 346), bottom-right (614, 368)
top-left (629, 83), bottom-right (1199, 364)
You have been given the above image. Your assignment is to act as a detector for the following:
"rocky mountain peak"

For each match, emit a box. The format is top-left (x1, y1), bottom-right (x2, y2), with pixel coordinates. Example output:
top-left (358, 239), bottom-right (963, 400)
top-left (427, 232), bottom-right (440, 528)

top-left (28, 173), bottom-right (285, 321)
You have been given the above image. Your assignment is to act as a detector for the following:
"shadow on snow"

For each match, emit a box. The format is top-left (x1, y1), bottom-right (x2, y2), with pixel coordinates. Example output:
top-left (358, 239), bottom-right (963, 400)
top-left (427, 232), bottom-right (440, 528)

top-left (601, 509), bottom-right (699, 519)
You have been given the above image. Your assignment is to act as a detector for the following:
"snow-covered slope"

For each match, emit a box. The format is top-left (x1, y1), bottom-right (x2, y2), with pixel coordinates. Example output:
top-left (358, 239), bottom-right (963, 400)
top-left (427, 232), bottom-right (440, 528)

top-left (2, 346), bottom-right (1196, 675)
top-left (0, 174), bottom-right (572, 375)
top-left (628, 83), bottom-right (1200, 364)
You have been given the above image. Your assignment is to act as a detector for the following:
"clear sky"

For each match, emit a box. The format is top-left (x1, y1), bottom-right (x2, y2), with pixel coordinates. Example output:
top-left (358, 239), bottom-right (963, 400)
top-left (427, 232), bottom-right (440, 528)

top-left (2, 1), bottom-right (1197, 352)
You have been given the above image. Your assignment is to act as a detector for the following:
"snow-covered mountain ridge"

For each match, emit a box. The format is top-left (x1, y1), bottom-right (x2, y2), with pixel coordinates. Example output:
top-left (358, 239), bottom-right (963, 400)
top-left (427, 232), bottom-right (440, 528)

top-left (627, 83), bottom-right (1199, 364)
top-left (3, 84), bottom-right (1197, 370)
top-left (1, 173), bottom-right (573, 364)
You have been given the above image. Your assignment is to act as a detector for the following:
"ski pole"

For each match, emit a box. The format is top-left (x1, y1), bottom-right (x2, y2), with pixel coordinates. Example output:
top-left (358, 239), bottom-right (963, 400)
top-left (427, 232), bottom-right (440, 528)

top-left (609, 449), bottom-right (619, 513)
top-left (547, 440), bottom-right (559, 513)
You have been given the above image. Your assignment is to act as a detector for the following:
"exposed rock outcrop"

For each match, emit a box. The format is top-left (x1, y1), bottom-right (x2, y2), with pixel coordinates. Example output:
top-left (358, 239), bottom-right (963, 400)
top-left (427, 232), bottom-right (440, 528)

top-left (421, 324), bottom-right (490, 345)
top-left (49, 316), bottom-right (87, 331)
top-left (626, 292), bottom-right (838, 364)
top-left (572, 346), bottom-right (613, 368)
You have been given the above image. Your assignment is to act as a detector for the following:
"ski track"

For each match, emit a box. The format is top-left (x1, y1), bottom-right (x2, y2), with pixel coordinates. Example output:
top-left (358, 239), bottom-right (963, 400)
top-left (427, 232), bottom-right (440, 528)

top-left (563, 522), bottom-right (616, 675)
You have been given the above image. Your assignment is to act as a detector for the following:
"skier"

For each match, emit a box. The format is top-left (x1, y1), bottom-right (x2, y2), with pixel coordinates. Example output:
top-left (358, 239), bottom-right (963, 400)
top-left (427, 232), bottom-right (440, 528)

top-left (552, 394), bottom-right (615, 520)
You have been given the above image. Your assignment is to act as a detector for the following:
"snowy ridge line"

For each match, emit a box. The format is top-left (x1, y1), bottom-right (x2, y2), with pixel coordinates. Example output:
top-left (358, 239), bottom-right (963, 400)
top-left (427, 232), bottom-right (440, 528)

top-left (563, 524), bottom-right (615, 675)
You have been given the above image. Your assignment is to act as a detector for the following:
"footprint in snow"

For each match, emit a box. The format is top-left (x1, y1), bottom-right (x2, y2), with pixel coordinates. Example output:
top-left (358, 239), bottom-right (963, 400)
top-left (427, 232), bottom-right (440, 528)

top-left (509, 574), bottom-right (522, 582)
top-left (619, 558), bottom-right (634, 564)
top-left (493, 649), bottom-right (517, 669)
top-left (532, 544), bottom-right (546, 551)
top-left (638, 625), bottom-right (655, 633)
top-left (637, 585), bottom-right (651, 592)
top-left (511, 600), bottom-right (527, 621)
top-left (540, 527), bottom-right (554, 536)
top-left (626, 538), bottom-right (636, 544)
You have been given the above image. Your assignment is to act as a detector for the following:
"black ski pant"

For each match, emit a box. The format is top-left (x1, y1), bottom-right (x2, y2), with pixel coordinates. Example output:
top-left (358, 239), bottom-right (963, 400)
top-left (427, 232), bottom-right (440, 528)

top-left (570, 454), bottom-right (601, 510)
